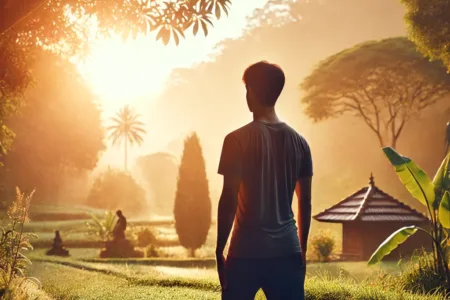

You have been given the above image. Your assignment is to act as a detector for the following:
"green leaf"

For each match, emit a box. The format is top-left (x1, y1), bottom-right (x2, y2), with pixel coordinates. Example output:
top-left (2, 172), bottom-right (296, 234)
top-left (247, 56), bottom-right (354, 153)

top-left (382, 147), bottom-right (436, 207)
top-left (368, 226), bottom-right (418, 265)
top-left (439, 191), bottom-right (450, 229)
top-left (433, 152), bottom-right (450, 190)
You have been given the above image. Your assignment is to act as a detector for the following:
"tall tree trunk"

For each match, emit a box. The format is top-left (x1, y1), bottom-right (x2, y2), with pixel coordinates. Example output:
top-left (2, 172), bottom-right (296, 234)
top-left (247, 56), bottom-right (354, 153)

top-left (124, 137), bottom-right (128, 171)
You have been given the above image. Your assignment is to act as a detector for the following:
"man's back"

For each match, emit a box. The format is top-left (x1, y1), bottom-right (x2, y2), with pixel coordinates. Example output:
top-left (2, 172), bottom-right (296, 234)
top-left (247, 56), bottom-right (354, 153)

top-left (219, 120), bottom-right (312, 258)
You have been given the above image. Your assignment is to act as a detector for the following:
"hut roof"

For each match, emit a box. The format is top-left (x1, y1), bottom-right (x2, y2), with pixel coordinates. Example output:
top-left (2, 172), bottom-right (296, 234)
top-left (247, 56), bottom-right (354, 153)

top-left (313, 174), bottom-right (428, 223)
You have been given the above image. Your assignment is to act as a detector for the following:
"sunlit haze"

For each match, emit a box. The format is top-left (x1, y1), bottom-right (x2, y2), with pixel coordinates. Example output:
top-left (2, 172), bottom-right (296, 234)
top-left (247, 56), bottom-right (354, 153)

top-left (75, 1), bottom-right (269, 174)
top-left (77, 1), bottom-right (268, 113)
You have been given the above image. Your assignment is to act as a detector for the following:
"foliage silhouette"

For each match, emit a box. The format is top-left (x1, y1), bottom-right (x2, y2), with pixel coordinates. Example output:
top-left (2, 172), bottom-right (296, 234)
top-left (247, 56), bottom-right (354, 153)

top-left (1, 50), bottom-right (105, 203)
top-left (401, 0), bottom-right (450, 70)
top-left (300, 37), bottom-right (450, 148)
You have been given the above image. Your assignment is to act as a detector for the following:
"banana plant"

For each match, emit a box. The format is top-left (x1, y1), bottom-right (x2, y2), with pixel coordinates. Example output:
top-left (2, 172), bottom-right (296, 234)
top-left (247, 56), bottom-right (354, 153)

top-left (85, 211), bottom-right (117, 242)
top-left (368, 148), bottom-right (450, 289)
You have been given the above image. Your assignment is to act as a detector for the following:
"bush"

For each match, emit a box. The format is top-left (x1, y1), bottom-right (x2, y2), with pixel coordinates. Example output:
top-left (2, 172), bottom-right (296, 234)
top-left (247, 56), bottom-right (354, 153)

top-left (174, 133), bottom-right (211, 257)
top-left (398, 250), bottom-right (448, 296)
top-left (310, 230), bottom-right (336, 262)
top-left (136, 228), bottom-right (156, 247)
top-left (86, 168), bottom-right (147, 216)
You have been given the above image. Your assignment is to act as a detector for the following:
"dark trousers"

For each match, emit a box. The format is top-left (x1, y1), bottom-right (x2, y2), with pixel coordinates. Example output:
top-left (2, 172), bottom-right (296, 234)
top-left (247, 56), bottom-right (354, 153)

top-left (221, 253), bottom-right (306, 300)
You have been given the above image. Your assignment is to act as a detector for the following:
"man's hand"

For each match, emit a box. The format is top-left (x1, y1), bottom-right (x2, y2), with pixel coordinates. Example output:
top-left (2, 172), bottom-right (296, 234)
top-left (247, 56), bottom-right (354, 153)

top-left (216, 253), bottom-right (227, 290)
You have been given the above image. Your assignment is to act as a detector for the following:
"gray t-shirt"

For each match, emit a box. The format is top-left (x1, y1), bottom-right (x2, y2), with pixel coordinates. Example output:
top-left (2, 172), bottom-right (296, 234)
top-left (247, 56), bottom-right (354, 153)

top-left (218, 120), bottom-right (313, 258)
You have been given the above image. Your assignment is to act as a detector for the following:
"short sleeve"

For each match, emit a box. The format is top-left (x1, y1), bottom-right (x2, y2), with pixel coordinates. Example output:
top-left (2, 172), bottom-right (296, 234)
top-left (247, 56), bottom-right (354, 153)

top-left (218, 134), bottom-right (242, 178)
top-left (298, 140), bottom-right (313, 178)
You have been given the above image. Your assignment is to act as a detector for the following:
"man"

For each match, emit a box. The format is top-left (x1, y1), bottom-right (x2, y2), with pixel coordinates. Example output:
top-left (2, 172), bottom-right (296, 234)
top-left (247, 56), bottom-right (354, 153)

top-left (216, 61), bottom-right (313, 300)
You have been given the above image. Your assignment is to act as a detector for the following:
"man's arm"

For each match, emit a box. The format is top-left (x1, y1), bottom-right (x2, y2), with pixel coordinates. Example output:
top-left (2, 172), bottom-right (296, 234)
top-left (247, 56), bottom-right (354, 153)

top-left (215, 134), bottom-right (242, 256)
top-left (216, 175), bottom-right (240, 256)
top-left (295, 176), bottom-right (312, 259)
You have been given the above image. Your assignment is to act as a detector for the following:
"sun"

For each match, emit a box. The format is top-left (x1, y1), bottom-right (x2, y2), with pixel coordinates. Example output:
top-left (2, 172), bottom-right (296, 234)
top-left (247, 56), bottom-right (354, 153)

top-left (76, 35), bottom-right (173, 108)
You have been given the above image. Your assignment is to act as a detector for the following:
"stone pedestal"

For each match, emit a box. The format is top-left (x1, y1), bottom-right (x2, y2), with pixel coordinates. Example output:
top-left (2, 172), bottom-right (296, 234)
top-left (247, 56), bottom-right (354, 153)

top-left (99, 238), bottom-right (143, 258)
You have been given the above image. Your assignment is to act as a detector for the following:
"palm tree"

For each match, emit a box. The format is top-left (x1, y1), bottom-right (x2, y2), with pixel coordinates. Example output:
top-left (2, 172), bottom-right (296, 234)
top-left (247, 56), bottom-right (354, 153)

top-left (107, 105), bottom-right (146, 170)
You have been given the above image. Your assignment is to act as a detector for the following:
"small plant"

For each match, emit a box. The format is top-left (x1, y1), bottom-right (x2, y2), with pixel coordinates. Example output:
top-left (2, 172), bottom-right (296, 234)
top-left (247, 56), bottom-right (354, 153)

top-left (85, 211), bottom-right (117, 242)
top-left (0, 187), bottom-right (39, 299)
top-left (310, 230), bottom-right (336, 262)
top-left (136, 228), bottom-right (156, 247)
top-left (146, 244), bottom-right (160, 258)
top-left (368, 148), bottom-right (450, 292)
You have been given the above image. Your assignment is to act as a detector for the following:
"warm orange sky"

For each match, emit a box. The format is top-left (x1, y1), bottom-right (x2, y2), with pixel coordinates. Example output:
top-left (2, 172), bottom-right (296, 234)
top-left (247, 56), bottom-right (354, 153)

top-left (75, 1), bottom-right (269, 174)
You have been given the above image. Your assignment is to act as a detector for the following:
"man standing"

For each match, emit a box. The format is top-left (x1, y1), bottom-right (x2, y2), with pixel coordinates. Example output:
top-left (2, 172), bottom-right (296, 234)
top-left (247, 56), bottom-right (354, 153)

top-left (216, 61), bottom-right (313, 300)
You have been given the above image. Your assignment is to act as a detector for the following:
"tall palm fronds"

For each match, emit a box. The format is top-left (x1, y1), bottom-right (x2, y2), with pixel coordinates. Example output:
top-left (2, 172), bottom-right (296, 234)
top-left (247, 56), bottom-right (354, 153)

top-left (107, 105), bottom-right (146, 170)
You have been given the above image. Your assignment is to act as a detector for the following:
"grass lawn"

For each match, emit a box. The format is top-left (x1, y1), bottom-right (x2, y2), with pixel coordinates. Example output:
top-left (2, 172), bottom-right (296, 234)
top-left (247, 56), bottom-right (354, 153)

top-left (28, 260), bottom-right (444, 300)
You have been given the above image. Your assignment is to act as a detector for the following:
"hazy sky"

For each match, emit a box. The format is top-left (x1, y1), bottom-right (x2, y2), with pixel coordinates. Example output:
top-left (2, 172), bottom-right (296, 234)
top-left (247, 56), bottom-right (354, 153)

top-left (77, 1), bottom-right (269, 113)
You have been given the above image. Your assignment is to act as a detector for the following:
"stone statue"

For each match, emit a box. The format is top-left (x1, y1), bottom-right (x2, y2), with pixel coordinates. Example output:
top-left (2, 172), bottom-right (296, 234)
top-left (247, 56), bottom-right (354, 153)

top-left (100, 210), bottom-right (143, 258)
top-left (113, 210), bottom-right (127, 241)
top-left (46, 230), bottom-right (70, 257)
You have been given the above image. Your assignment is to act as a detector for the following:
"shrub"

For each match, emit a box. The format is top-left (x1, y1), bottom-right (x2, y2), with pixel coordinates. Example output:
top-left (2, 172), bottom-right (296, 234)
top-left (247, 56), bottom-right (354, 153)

top-left (86, 168), bottom-right (147, 216)
top-left (310, 230), bottom-right (336, 262)
top-left (0, 188), bottom-right (39, 299)
top-left (136, 228), bottom-right (156, 247)
top-left (174, 133), bottom-right (211, 257)
top-left (398, 250), bottom-right (447, 296)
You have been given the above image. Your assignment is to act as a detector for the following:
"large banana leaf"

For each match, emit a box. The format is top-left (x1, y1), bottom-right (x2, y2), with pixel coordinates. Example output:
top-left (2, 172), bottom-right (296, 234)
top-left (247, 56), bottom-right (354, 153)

top-left (439, 191), bottom-right (450, 229)
top-left (368, 226), bottom-right (418, 266)
top-left (433, 152), bottom-right (450, 191)
top-left (382, 147), bottom-right (436, 208)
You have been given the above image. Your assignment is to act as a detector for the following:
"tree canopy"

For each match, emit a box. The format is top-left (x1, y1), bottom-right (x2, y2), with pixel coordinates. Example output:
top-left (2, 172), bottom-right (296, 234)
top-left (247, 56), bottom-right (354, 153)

top-left (0, 50), bottom-right (105, 202)
top-left (401, 0), bottom-right (450, 69)
top-left (136, 152), bottom-right (178, 216)
top-left (300, 37), bottom-right (450, 148)
top-left (0, 0), bottom-right (231, 160)
top-left (87, 168), bottom-right (147, 216)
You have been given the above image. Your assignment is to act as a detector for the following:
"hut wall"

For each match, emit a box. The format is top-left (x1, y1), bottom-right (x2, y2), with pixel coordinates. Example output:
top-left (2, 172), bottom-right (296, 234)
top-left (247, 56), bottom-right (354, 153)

top-left (361, 221), bottom-right (432, 261)
top-left (342, 222), bottom-right (363, 260)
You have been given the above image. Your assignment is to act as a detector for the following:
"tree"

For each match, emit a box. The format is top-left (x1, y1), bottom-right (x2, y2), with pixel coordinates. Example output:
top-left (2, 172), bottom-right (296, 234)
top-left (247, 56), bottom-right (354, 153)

top-left (107, 105), bottom-right (146, 171)
top-left (0, 50), bottom-right (105, 202)
top-left (136, 152), bottom-right (178, 216)
top-left (0, 0), bottom-right (231, 164)
top-left (87, 168), bottom-right (147, 216)
top-left (174, 132), bottom-right (211, 257)
top-left (300, 37), bottom-right (450, 148)
top-left (401, 0), bottom-right (450, 70)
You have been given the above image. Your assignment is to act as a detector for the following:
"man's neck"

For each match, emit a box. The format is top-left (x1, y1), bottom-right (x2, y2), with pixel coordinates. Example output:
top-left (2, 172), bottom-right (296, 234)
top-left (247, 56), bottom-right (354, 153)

top-left (253, 107), bottom-right (281, 124)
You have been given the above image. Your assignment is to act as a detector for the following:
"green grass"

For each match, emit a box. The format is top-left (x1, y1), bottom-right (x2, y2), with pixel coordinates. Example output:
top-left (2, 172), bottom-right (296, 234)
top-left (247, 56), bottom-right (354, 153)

top-left (27, 260), bottom-right (444, 300)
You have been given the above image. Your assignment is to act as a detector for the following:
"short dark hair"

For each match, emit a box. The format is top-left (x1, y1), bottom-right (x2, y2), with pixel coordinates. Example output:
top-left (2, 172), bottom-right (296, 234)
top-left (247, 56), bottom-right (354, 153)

top-left (242, 61), bottom-right (285, 106)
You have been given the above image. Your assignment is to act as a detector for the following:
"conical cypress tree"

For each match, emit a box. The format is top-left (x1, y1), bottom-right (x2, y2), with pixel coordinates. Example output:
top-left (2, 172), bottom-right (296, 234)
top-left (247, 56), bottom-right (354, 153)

top-left (174, 132), bottom-right (211, 257)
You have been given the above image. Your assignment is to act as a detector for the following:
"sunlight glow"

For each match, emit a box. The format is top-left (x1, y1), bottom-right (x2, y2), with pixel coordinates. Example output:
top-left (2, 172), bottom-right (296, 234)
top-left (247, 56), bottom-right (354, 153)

top-left (75, 1), bottom-right (269, 117)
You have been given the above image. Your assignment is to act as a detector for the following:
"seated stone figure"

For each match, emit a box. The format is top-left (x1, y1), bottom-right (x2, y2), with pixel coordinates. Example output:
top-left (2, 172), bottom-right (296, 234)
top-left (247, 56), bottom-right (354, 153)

top-left (112, 209), bottom-right (127, 241)
top-left (46, 230), bottom-right (70, 257)
top-left (100, 210), bottom-right (143, 258)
